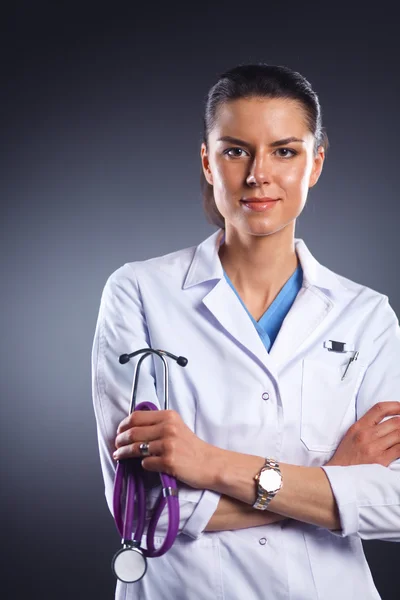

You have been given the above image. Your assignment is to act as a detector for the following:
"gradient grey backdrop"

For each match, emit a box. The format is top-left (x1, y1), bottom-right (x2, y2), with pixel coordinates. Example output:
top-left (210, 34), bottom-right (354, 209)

top-left (2, 3), bottom-right (399, 599)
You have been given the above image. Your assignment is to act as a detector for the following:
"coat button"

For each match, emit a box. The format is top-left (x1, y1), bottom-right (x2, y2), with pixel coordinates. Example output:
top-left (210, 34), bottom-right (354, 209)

top-left (259, 537), bottom-right (267, 545)
top-left (262, 392), bottom-right (270, 401)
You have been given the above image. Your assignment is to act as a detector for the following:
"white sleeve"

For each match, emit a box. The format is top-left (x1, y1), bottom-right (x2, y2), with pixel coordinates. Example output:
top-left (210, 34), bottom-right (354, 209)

top-left (91, 264), bottom-right (220, 541)
top-left (321, 295), bottom-right (400, 541)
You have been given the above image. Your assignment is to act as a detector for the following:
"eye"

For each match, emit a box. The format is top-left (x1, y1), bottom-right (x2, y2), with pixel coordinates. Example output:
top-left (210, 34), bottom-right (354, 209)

top-left (223, 147), bottom-right (249, 158)
top-left (274, 147), bottom-right (297, 158)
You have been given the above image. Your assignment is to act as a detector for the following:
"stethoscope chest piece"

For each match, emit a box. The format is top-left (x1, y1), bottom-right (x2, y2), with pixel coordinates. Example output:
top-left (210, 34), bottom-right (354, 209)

top-left (112, 543), bottom-right (147, 583)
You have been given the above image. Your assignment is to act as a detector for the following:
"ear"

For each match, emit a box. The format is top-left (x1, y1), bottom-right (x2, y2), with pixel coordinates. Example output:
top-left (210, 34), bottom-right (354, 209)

top-left (309, 146), bottom-right (325, 188)
top-left (201, 143), bottom-right (213, 185)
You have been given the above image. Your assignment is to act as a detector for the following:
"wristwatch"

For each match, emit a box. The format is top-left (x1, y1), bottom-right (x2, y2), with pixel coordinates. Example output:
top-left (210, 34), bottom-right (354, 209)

top-left (253, 457), bottom-right (283, 510)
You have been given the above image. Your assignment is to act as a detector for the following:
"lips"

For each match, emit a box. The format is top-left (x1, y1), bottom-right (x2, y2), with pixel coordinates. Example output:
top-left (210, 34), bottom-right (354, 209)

top-left (241, 198), bottom-right (277, 204)
top-left (240, 197), bottom-right (279, 212)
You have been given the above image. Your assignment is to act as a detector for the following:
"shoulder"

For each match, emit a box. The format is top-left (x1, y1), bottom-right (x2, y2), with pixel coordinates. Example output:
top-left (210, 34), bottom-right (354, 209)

top-left (297, 237), bottom-right (391, 311)
top-left (333, 269), bottom-right (385, 302)
top-left (101, 241), bottom-right (198, 296)
top-left (297, 237), bottom-right (398, 333)
top-left (320, 264), bottom-right (398, 331)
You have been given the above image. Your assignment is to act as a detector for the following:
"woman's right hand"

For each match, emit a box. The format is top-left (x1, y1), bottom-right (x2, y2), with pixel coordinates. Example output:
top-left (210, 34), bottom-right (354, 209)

top-left (326, 401), bottom-right (400, 467)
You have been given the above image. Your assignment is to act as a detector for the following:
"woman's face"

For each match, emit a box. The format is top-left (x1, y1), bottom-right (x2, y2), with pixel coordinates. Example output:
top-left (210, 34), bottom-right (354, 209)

top-left (201, 97), bottom-right (325, 237)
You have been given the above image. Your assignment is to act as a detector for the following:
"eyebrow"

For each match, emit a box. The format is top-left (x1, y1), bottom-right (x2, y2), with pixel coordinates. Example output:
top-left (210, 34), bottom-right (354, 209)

top-left (217, 135), bottom-right (305, 148)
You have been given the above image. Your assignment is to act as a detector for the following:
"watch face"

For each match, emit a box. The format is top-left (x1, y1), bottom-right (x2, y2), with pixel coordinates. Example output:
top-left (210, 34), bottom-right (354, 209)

top-left (259, 469), bottom-right (281, 493)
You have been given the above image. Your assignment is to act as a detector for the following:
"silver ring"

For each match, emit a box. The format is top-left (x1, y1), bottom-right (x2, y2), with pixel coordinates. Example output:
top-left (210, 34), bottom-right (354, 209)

top-left (139, 442), bottom-right (151, 457)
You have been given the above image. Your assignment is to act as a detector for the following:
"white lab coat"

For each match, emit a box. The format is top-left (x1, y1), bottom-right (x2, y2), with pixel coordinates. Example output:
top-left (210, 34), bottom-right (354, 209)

top-left (91, 228), bottom-right (400, 600)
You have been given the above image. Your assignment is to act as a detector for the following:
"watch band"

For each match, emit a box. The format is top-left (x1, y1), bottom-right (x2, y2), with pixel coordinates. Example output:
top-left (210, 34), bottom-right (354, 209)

top-left (253, 457), bottom-right (282, 510)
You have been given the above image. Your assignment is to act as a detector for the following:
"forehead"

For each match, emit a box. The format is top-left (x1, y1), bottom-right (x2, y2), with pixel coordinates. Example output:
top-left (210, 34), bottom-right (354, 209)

top-left (210, 97), bottom-right (311, 140)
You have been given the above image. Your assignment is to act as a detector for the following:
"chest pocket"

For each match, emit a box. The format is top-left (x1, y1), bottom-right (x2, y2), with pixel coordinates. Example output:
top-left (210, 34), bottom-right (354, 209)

top-left (301, 356), bottom-right (364, 452)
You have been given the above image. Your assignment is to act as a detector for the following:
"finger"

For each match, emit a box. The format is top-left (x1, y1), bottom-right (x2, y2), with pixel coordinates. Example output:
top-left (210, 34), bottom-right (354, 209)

top-left (377, 429), bottom-right (400, 452)
top-left (374, 416), bottom-right (400, 439)
top-left (382, 443), bottom-right (400, 467)
top-left (115, 423), bottom-right (164, 449)
top-left (117, 409), bottom-right (176, 434)
top-left (141, 455), bottom-right (171, 474)
top-left (113, 439), bottom-right (164, 461)
top-left (357, 402), bottom-right (400, 429)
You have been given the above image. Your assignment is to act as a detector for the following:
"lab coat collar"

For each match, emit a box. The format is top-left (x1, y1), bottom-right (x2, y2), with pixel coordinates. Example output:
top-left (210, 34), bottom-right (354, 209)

top-left (183, 229), bottom-right (342, 374)
top-left (183, 229), bottom-right (346, 292)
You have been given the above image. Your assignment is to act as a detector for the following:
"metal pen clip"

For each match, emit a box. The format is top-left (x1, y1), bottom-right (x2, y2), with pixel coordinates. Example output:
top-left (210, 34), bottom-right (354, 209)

top-left (341, 351), bottom-right (359, 381)
top-left (324, 340), bottom-right (355, 353)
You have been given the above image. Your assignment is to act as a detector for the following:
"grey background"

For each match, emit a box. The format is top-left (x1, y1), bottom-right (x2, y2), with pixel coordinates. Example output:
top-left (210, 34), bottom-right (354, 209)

top-left (1, 3), bottom-right (399, 599)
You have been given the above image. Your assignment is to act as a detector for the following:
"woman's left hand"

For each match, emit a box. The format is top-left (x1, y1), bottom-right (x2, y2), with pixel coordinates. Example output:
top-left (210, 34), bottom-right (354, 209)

top-left (113, 409), bottom-right (219, 490)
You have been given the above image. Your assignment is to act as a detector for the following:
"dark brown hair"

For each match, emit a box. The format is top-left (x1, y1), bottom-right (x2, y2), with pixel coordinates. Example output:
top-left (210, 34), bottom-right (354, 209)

top-left (201, 64), bottom-right (329, 230)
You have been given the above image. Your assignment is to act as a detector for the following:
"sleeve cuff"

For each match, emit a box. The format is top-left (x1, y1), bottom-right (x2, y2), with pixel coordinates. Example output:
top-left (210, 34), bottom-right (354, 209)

top-left (321, 466), bottom-right (359, 537)
top-left (180, 488), bottom-right (221, 540)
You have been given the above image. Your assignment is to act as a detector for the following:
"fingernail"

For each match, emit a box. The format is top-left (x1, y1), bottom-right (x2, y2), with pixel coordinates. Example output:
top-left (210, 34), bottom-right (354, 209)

top-left (113, 451), bottom-right (118, 460)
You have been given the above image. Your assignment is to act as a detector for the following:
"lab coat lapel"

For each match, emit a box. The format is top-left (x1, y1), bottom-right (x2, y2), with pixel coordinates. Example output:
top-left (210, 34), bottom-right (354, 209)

top-left (201, 279), bottom-right (275, 374)
top-left (184, 229), bottom-right (276, 376)
top-left (268, 285), bottom-right (334, 368)
top-left (268, 239), bottom-right (345, 369)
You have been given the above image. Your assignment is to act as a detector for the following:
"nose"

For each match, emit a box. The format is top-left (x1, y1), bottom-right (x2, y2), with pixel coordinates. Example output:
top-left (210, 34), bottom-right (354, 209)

top-left (246, 153), bottom-right (271, 187)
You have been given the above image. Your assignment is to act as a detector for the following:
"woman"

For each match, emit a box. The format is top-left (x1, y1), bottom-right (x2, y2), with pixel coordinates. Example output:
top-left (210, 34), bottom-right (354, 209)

top-left (92, 64), bottom-right (400, 600)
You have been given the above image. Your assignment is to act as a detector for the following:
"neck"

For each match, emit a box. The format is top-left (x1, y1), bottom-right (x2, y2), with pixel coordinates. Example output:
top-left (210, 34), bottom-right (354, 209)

top-left (218, 225), bottom-right (298, 307)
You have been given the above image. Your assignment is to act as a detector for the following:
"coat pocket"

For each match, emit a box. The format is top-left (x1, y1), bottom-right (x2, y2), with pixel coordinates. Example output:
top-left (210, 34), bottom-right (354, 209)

top-left (300, 357), bottom-right (363, 452)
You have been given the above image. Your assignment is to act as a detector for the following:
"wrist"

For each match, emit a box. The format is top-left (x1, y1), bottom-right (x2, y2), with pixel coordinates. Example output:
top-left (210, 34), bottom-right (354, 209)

top-left (208, 448), bottom-right (266, 505)
top-left (253, 457), bottom-right (283, 511)
top-left (205, 445), bottom-right (230, 490)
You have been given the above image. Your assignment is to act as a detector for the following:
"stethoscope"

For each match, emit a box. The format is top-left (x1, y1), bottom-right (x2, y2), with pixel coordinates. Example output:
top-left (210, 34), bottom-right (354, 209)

top-left (111, 348), bottom-right (188, 584)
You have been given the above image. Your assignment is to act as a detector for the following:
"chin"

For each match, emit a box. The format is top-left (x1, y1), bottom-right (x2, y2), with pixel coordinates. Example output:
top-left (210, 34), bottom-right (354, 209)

top-left (241, 222), bottom-right (278, 237)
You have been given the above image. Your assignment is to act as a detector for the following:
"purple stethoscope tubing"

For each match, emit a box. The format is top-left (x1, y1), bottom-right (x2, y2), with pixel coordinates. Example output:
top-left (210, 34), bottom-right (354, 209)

top-left (113, 401), bottom-right (180, 557)
top-left (111, 348), bottom-right (188, 583)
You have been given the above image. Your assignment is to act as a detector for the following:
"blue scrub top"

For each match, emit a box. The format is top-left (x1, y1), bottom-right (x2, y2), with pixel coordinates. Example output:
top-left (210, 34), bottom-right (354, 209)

top-left (223, 263), bottom-right (303, 352)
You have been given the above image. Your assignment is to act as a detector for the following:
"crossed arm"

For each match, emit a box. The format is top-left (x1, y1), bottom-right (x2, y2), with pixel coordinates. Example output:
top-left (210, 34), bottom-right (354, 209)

top-left (113, 401), bottom-right (400, 533)
top-left (204, 468), bottom-right (339, 532)
top-left (205, 461), bottom-right (340, 531)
